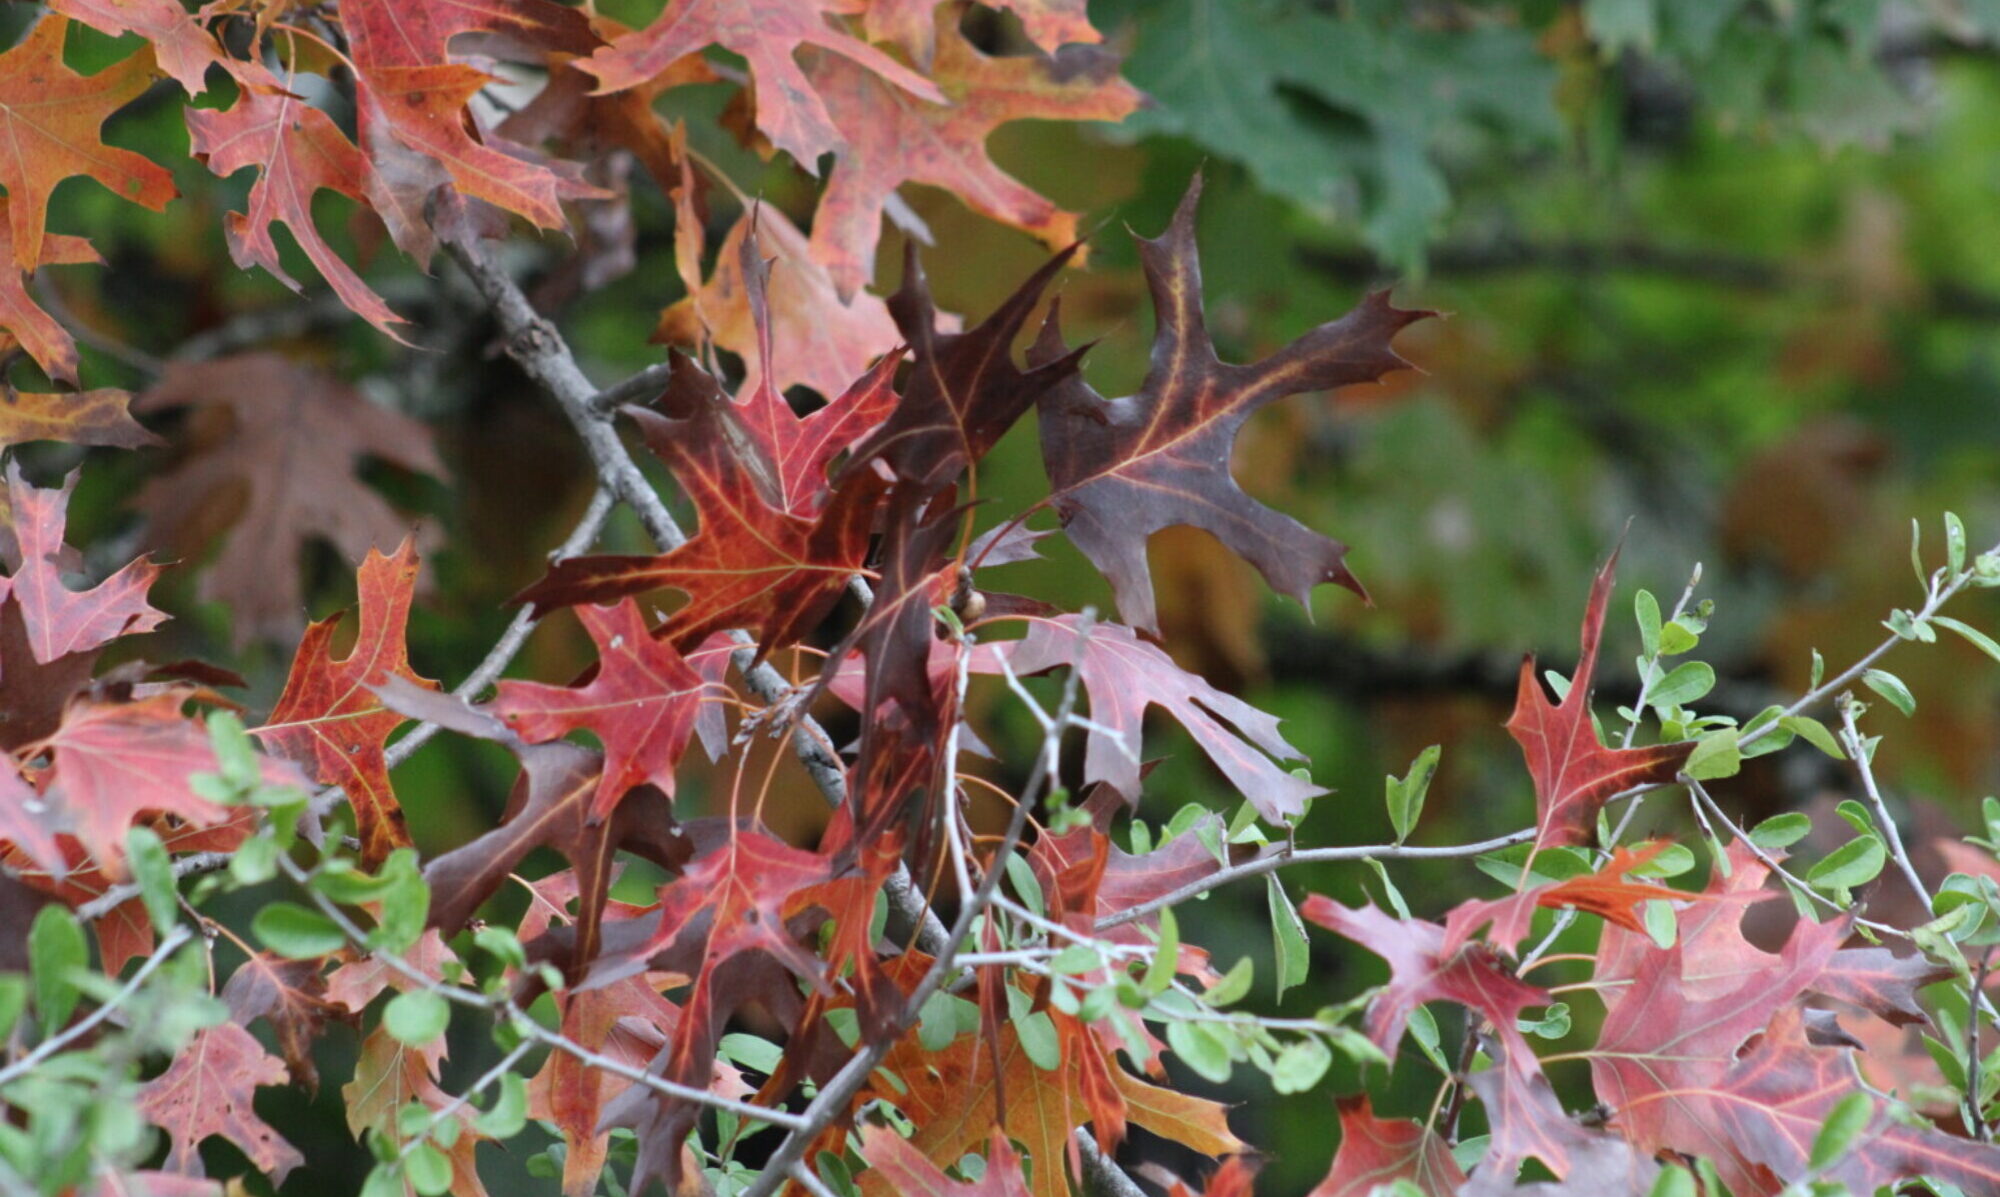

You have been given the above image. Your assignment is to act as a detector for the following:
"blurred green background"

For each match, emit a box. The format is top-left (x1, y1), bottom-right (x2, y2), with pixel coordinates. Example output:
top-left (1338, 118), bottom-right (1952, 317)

top-left (28, 0), bottom-right (2000, 1190)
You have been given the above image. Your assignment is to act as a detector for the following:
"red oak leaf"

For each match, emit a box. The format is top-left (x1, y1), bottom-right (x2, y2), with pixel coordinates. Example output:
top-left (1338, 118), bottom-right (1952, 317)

top-left (1, 802), bottom-right (258, 971)
top-left (1591, 907), bottom-right (1848, 1180)
top-left (256, 540), bottom-right (439, 866)
top-left (343, 1027), bottom-right (491, 1196)
top-left (526, 976), bottom-right (710, 1197)
top-left (373, 675), bottom-right (701, 980)
top-left (712, 226), bottom-right (903, 515)
top-left (0, 211), bottom-right (99, 386)
top-left (1300, 894), bottom-right (1548, 1070)
top-left (1032, 176), bottom-right (1430, 633)
top-left (49, 0), bottom-right (229, 95)
top-left (1810, 942), bottom-right (1952, 1027)
top-left (1024, 806), bottom-right (1232, 1074)
top-left (857, 1126), bottom-right (1032, 1197)
top-left (185, 68), bottom-right (409, 339)
top-left (582, 0), bottom-right (942, 170)
top-left (498, 45), bottom-right (713, 198)
top-left (590, 829), bottom-right (832, 1194)
top-left (515, 355), bottom-right (886, 659)
top-left (36, 691), bottom-right (301, 878)
top-left (1600, 841), bottom-right (1943, 1024)
top-left (1442, 841), bottom-right (1700, 954)
top-left (657, 206), bottom-right (903, 404)
top-left (324, 928), bottom-right (462, 1015)
top-left (339, 0), bottom-right (602, 232)
top-left (1030, 797), bottom-right (1231, 951)
top-left (135, 353), bottom-right (446, 645)
top-left (1001, 615), bottom-right (1322, 821)
top-left (864, 0), bottom-right (1099, 66)
top-left (838, 240), bottom-right (1081, 498)
top-left (2, 837), bottom-right (154, 971)
top-left (221, 953), bottom-right (349, 1093)
top-left (0, 18), bottom-right (176, 274)
top-left (847, 1011), bottom-right (1244, 1197)
top-left (821, 492), bottom-right (963, 846)
top-left (341, 0), bottom-right (597, 69)
top-left (1583, 841), bottom-right (1972, 1195)
top-left (1462, 1056), bottom-right (1658, 1194)
top-left (491, 598), bottom-right (709, 819)
top-left (137, 1023), bottom-right (304, 1185)
top-left (1508, 550), bottom-right (1694, 849)
top-left (2, 463), bottom-right (166, 671)
top-left (1684, 1006), bottom-right (2000, 1195)
top-left (1307, 1097), bottom-right (1466, 1197)
top-left (80, 1169), bottom-right (220, 1197)
top-left (805, 30), bottom-right (1141, 299)
top-left (1161, 1157), bottom-right (1261, 1197)
top-left (0, 761), bottom-right (60, 877)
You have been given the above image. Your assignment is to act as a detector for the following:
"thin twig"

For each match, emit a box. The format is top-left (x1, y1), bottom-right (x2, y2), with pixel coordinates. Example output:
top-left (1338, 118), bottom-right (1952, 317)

top-left (273, 852), bottom-right (812, 1128)
top-left (385, 486), bottom-right (616, 769)
top-left (397, 1039), bottom-right (534, 1160)
top-left (1092, 828), bottom-right (1537, 933)
top-left (0, 925), bottom-right (193, 1089)
top-left (588, 362), bottom-right (673, 415)
top-left (1685, 781), bottom-right (1903, 938)
top-left (1969, 947), bottom-right (1994, 1142)
top-left (75, 853), bottom-right (231, 923)
top-left (1743, 542), bottom-right (2000, 753)
top-left (509, 1016), bottom-right (810, 1131)
top-left (788, 1161), bottom-right (844, 1197)
top-left (1839, 698), bottom-right (1932, 909)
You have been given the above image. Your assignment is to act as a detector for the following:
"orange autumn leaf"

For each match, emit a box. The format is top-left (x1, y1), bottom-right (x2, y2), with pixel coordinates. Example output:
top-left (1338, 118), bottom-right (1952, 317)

top-left (805, 28), bottom-right (1141, 299)
top-left (579, 0), bottom-right (942, 169)
top-left (0, 212), bottom-right (100, 387)
top-left (850, 1021), bottom-right (1243, 1197)
top-left (49, 0), bottom-right (230, 95)
top-left (0, 18), bottom-right (176, 274)
top-left (256, 539), bottom-right (438, 865)
top-left (656, 206), bottom-right (901, 403)
top-left (0, 387), bottom-right (156, 451)
top-left (185, 66), bottom-right (410, 339)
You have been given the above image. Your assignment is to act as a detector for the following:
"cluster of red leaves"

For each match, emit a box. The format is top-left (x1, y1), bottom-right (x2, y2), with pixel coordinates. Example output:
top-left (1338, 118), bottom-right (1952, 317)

top-left (1304, 561), bottom-right (1997, 1197)
top-left (0, 0), bottom-right (1137, 412)
top-left (0, 3), bottom-right (1985, 1196)
top-left (0, 144), bottom-right (1431, 1193)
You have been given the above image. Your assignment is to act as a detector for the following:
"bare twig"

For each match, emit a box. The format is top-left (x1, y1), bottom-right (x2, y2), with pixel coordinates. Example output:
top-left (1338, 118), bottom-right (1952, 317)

top-left (385, 486), bottom-right (616, 769)
top-left (75, 853), bottom-right (232, 923)
top-left (588, 361), bottom-right (673, 415)
top-left (1075, 1132), bottom-right (1149, 1197)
